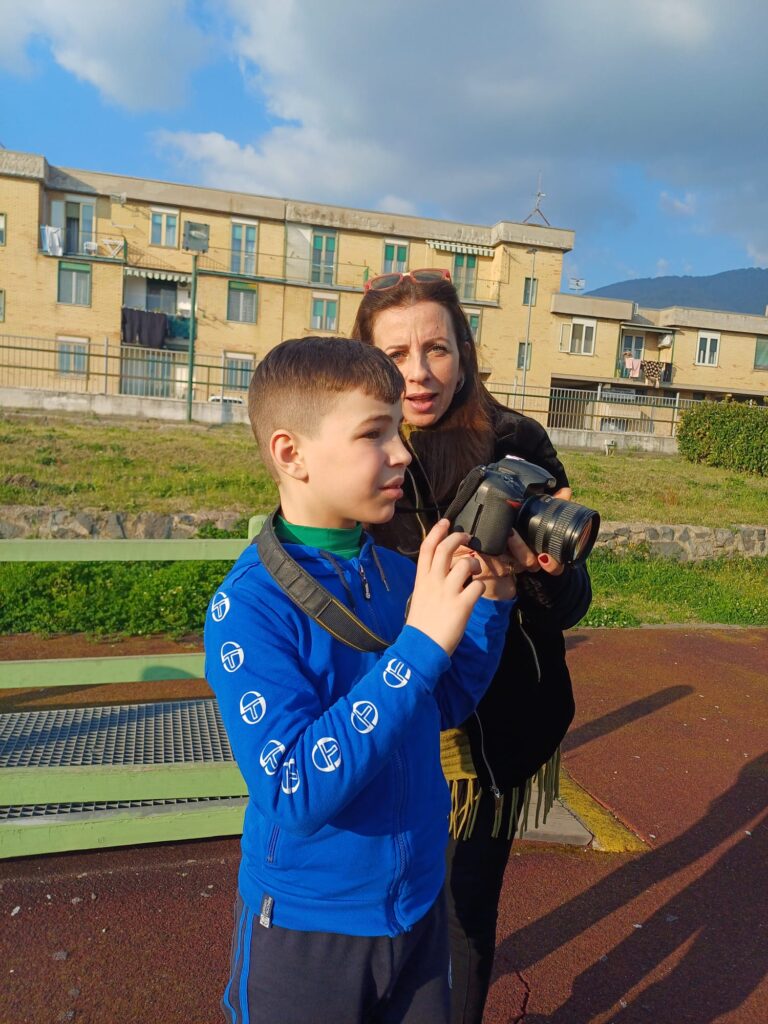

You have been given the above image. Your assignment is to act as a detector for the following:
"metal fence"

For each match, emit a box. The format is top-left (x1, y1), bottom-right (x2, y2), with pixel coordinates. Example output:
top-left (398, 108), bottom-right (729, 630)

top-left (487, 382), bottom-right (700, 438)
top-left (0, 333), bottom-right (704, 435)
top-left (0, 333), bottom-right (248, 405)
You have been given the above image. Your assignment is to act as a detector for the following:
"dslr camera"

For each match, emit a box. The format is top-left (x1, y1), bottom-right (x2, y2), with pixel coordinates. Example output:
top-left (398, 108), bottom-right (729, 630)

top-left (445, 456), bottom-right (600, 564)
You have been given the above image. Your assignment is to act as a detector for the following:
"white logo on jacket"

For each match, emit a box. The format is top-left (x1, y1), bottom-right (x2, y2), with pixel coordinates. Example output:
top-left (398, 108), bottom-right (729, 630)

top-left (260, 739), bottom-right (286, 776)
top-left (281, 758), bottom-right (300, 794)
top-left (351, 701), bottom-right (379, 734)
top-left (239, 691), bottom-right (266, 725)
top-left (220, 641), bottom-right (244, 673)
top-left (211, 591), bottom-right (230, 622)
top-left (383, 658), bottom-right (411, 688)
top-left (312, 737), bottom-right (341, 772)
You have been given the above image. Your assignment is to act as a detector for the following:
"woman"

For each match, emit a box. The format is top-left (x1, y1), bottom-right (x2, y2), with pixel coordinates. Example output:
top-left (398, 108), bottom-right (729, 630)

top-left (352, 270), bottom-right (592, 1024)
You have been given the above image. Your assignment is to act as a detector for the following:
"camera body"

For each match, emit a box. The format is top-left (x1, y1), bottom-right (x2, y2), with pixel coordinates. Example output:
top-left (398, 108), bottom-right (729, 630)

top-left (445, 456), bottom-right (600, 564)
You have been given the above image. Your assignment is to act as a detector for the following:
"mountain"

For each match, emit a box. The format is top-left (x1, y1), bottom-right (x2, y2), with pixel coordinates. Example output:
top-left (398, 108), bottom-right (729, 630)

top-left (587, 268), bottom-right (768, 316)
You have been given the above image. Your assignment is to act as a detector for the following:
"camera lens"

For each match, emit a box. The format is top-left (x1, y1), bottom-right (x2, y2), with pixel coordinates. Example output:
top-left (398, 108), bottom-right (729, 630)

top-left (517, 495), bottom-right (600, 564)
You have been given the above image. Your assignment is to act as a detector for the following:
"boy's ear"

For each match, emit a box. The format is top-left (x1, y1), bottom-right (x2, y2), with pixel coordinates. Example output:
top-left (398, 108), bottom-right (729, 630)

top-left (270, 429), bottom-right (308, 481)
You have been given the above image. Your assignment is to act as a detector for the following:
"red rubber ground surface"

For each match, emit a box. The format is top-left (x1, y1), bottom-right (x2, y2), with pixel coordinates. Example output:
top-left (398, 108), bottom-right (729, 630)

top-left (1, 627), bottom-right (766, 1023)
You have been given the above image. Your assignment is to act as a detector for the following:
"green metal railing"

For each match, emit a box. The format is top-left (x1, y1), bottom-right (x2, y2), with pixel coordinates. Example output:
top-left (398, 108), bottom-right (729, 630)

top-left (0, 529), bottom-right (265, 859)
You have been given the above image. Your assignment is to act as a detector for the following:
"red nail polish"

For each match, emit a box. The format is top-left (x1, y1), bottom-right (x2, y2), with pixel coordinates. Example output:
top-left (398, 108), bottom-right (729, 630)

top-left (539, 555), bottom-right (550, 564)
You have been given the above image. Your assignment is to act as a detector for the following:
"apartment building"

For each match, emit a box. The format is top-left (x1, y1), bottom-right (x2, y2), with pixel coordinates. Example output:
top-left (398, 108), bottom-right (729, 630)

top-left (2, 148), bottom-right (766, 431)
top-left (0, 149), bottom-right (573, 403)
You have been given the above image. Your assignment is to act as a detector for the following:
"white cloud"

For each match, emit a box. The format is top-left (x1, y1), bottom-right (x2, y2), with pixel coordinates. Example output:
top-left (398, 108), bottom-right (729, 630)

top-left (660, 191), bottom-right (697, 217)
top-left (0, 0), bottom-right (207, 110)
top-left (5, 0), bottom-right (768, 273)
top-left (655, 258), bottom-right (671, 277)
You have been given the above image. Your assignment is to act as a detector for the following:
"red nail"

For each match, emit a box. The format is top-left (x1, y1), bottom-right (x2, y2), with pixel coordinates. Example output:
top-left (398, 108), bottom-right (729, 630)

top-left (539, 555), bottom-right (550, 564)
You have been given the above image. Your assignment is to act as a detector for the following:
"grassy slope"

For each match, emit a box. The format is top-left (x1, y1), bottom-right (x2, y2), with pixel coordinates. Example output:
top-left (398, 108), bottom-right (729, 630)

top-left (3, 411), bottom-right (768, 526)
top-left (1, 412), bottom-right (766, 631)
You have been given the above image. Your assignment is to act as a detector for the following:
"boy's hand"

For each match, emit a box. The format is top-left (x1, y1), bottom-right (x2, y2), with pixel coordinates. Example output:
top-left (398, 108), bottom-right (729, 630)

top-left (406, 520), bottom-right (486, 656)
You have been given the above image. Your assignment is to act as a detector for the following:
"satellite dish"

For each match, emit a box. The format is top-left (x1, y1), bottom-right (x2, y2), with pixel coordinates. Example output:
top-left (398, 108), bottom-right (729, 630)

top-left (569, 278), bottom-right (586, 292)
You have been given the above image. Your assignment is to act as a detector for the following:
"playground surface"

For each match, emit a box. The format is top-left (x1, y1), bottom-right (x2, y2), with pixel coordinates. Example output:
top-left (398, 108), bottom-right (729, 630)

top-left (1, 625), bottom-right (767, 1023)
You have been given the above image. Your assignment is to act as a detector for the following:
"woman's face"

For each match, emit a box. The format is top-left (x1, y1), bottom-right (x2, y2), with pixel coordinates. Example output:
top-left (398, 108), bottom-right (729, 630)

top-left (371, 301), bottom-right (464, 428)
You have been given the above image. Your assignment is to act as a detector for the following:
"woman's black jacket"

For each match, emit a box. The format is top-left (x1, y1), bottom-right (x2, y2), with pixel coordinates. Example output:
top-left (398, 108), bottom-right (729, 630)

top-left (371, 405), bottom-right (592, 792)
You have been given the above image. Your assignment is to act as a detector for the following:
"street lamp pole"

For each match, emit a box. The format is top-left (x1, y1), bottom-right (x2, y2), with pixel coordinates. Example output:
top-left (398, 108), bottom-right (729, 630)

top-left (185, 252), bottom-right (198, 423)
top-left (521, 247), bottom-right (537, 413)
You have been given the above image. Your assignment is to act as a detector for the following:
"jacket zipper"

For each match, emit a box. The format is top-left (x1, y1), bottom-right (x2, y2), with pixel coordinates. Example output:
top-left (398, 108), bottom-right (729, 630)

top-left (517, 608), bottom-right (541, 682)
top-left (473, 710), bottom-right (502, 806)
top-left (388, 750), bottom-right (408, 934)
top-left (358, 563), bottom-right (371, 599)
top-left (266, 824), bottom-right (280, 864)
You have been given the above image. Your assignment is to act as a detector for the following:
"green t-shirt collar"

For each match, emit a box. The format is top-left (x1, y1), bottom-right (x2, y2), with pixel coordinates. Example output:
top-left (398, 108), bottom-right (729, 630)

top-left (275, 517), bottom-right (363, 559)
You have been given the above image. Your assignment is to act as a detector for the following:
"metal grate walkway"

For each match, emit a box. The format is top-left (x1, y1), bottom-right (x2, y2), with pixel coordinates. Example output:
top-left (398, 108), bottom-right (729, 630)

top-left (0, 698), bottom-right (233, 768)
top-left (0, 699), bottom-right (243, 824)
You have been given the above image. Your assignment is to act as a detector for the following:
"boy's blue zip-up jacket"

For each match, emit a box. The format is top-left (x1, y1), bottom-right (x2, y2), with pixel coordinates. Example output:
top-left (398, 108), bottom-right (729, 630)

top-left (204, 535), bottom-right (513, 937)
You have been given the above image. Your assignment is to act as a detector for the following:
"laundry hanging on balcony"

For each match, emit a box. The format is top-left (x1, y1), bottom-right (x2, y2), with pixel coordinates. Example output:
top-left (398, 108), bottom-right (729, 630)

top-left (623, 353), bottom-right (643, 378)
top-left (641, 360), bottom-right (664, 387)
top-left (121, 307), bottom-right (168, 348)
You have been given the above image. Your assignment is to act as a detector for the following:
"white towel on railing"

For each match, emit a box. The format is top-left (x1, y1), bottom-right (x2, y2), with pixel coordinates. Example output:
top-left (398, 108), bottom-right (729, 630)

top-left (41, 225), bottom-right (63, 256)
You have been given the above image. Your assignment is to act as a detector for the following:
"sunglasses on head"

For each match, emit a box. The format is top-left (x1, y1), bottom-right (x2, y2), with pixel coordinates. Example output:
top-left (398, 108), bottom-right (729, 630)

top-left (363, 268), bottom-right (452, 293)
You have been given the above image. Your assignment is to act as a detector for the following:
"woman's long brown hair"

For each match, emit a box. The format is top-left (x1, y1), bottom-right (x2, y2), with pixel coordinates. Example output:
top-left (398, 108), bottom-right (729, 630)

top-left (351, 277), bottom-right (500, 505)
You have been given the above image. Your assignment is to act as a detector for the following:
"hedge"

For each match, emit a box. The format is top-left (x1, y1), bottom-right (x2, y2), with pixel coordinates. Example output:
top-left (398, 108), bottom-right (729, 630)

top-left (677, 399), bottom-right (768, 476)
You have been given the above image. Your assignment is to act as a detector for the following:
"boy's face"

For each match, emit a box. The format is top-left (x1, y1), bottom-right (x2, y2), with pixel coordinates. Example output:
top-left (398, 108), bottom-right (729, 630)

top-left (281, 388), bottom-right (411, 530)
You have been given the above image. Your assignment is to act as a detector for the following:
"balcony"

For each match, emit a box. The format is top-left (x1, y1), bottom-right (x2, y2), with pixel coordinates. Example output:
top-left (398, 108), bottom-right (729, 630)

top-left (40, 227), bottom-right (125, 261)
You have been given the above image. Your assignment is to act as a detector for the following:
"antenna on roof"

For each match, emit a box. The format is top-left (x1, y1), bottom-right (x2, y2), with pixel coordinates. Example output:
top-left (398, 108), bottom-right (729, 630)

top-left (569, 277), bottom-right (586, 293)
top-left (522, 172), bottom-right (550, 227)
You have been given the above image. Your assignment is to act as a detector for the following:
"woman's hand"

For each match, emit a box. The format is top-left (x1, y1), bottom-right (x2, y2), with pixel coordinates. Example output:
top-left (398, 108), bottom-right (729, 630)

top-left (453, 544), bottom-right (518, 601)
top-left (507, 530), bottom-right (565, 576)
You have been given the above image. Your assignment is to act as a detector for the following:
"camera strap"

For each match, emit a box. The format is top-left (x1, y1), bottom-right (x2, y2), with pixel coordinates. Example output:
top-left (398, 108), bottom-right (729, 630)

top-left (255, 509), bottom-right (390, 653)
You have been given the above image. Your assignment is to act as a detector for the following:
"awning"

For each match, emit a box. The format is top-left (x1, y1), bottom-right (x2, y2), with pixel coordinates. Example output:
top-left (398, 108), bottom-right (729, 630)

top-left (124, 267), bottom-right (191, 284)
top-left (426, 239), bottom-right (494, 257)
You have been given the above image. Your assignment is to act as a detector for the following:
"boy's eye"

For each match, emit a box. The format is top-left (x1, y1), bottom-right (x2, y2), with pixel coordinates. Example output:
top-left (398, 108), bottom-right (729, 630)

top-left (362, 430), bottom-right (381, 440)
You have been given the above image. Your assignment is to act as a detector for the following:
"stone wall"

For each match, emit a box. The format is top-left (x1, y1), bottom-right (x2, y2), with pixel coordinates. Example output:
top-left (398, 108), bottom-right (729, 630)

top-left (0, 506), bottom-right (766, 560)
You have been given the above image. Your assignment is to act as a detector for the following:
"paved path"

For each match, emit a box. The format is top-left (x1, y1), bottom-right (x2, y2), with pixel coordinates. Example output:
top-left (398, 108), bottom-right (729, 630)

top-left (1, 627), bottom-right (766, 1023)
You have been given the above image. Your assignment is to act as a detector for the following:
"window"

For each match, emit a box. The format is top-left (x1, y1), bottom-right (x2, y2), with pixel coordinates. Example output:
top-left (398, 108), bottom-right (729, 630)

top-left (523, 276), bottom-right (538, 306)
top-left (58, 261), bottom-right (91, 305)
top-left (50, 199), bottom-right (94, 255)
top-left (56, 337), bottom-right (88, 376)
top-left (619, 333), bottom-right (644, 377)
top-left (755, 337), bottom-right (768, 370)
top-left (453, 254), bottom-right (477, 301)
top-left (311, 294), bottom-right (338, 332)
top-left (696, 332), bottom-right (719, 366)
top-left (560, 318), bottom-right (596, 355)
top-left (227, 282), bottom-right (258, 323)
top-left (383, 241), bottom-right (408, 274)
top-left (517, 341), bottom-right (531, 371)
top-left (150, 209), bottom-right (178, 248)
top-left (147, 280), bottom-right (177, 315)
top-left (231, 222), bottom-right (258, 276)
top-left (0, 213), bottom-right (5, 245)
top-left (467, 311), bottom-right (481, 343)
top-left (224, 352), bottom-right (254, 390)
top-left (311, 230), bottom-right (336, 285)
top-left (0, 290), bottom-right (4, 322)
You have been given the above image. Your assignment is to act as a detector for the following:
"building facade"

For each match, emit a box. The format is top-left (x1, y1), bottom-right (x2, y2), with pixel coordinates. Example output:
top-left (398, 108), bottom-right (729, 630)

top-left (1, 148), bottom-right (766, 425)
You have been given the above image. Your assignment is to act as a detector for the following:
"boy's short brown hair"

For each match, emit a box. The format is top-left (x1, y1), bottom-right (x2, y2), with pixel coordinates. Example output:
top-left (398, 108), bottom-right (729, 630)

top-left (248, 336), bottom-right (404, 477)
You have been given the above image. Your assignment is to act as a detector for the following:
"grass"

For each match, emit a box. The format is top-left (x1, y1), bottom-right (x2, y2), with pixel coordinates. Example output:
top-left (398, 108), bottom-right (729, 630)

top-left (0, 410), bottom-right (278, 514)
top-left (1, 411), bottom-right (767, 632)
top-left (2, 410), bottom-right (767, 526)
top-left (561, 448), bottom-right (768, 527)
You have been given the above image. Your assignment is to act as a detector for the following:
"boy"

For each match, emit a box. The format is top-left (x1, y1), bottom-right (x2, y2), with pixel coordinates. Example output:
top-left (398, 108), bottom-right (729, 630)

top-left (204, 337), bottom-right (515, 1024)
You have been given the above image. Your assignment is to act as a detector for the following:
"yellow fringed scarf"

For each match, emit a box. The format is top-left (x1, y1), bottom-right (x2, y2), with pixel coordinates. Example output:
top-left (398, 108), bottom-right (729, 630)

top-left (440, 727), bottom-right (561, 841)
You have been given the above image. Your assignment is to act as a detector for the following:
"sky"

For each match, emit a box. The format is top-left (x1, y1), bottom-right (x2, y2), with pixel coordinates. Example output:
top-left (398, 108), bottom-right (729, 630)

top-left (1, 0), bottom-right (766, 292)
